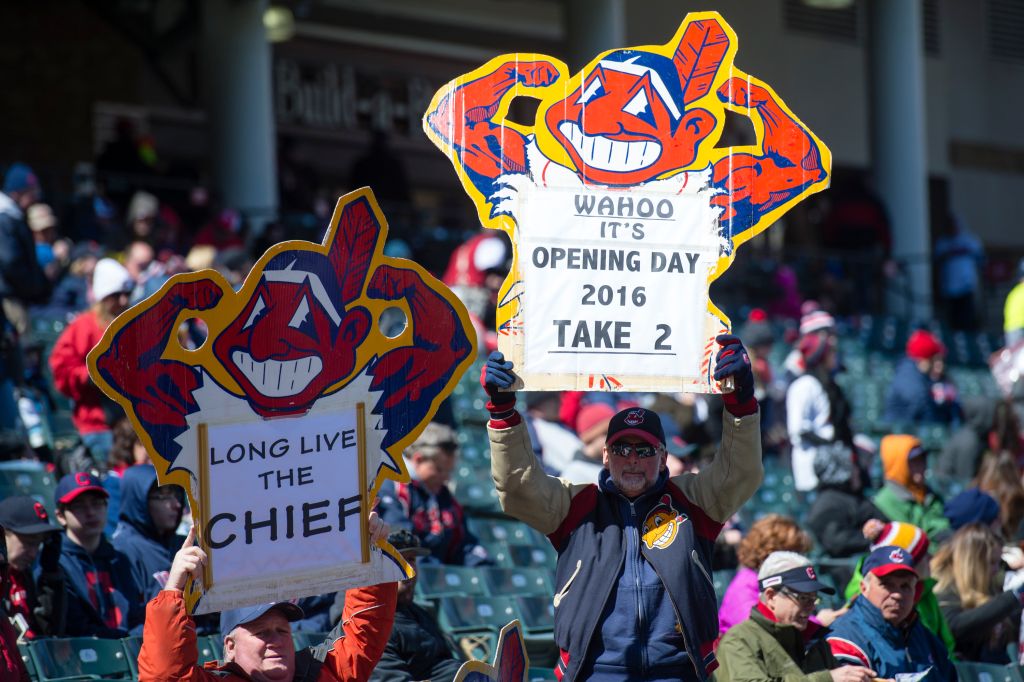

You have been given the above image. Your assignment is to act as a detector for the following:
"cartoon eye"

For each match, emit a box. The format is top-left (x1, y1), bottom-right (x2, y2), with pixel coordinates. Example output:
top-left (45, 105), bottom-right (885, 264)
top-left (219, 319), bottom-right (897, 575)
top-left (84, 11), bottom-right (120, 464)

top-left (576, 77), bottom-right (605, 105)
top-left (623, 90), bottom-right (655, 126)
top-left (288, 297), bottom-right (310, 329)
top-left (242, 295), bottom-right (266, 330)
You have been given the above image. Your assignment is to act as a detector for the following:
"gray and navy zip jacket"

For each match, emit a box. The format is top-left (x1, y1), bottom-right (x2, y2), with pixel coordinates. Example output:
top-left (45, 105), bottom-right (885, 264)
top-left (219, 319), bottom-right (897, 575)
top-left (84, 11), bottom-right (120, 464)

top-left (488, 403), bottom-right (762, 681)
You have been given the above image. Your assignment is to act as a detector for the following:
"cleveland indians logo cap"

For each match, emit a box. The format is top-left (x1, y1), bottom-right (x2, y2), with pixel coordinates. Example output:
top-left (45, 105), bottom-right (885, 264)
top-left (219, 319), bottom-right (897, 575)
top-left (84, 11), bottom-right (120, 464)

top-left (757, 562), bottom-right (835, 595)
top-left (0, 495), bottom-right (61, 535)
top-left (606, 407), bottom-right (666, 448)
top-left (863, 544), bottom-right (919, 579)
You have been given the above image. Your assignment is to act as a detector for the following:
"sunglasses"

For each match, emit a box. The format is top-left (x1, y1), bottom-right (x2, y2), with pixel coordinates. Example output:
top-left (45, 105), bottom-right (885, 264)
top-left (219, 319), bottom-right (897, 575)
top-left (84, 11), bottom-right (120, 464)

top-left (608, 443), bottom-right (661, 459)
top-left (780, 587), bottom-right (820, 607)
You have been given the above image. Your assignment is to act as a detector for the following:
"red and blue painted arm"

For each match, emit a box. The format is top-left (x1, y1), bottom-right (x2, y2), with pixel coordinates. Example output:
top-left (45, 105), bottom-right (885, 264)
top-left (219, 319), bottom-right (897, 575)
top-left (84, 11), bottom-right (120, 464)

top-left (711, 76), bottom-right (827, 242)
top-left (95, 280), bottom-right (218, 440)
top-left (425, 60), bottom-right (560, 200)
top-left (367, 264), bottom-right (473, 448)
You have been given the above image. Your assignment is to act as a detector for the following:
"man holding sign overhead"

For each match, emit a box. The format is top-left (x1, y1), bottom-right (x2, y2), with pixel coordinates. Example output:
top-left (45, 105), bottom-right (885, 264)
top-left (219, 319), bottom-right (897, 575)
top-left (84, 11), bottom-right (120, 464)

top-left (137, 513), bottom-right (396, 682)
top-left (482, 334), bottom-right (761, 682)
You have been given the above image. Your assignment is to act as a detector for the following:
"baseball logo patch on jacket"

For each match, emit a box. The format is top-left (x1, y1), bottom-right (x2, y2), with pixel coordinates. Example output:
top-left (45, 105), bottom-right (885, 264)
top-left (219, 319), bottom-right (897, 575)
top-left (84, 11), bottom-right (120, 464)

top-left (641, 494), bottom-right (688, 550)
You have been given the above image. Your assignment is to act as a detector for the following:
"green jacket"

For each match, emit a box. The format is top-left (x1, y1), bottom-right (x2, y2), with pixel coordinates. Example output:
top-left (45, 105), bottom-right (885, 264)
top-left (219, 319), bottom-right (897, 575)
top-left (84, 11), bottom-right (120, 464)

top-left (715, 606), bottom-right (837, 682)
top-left (871, 483), bottom-right (950, 541)
top-left (842, 557), bottom-right (957, 658)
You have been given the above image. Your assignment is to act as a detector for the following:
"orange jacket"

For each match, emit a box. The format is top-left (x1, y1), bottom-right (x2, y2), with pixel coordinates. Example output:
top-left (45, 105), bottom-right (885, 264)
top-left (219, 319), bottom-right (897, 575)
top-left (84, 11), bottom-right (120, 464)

top-left (137, 583), bottom-right (397, 682)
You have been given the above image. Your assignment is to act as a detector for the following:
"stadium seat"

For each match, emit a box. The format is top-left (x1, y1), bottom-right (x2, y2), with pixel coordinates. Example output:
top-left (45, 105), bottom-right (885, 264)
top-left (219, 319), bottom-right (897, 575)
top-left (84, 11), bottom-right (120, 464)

top-left (954, 661), bottom-right (1022, 682)
top-left (457, 425), bottom-right (492, 463)
top-left (712, 569), bottom-right (736, 603)
top-left (0, 460), bottom-right (58, 517)
top-left (515, 596), bottom-right (554, 634)
top-left (483, 566), bottom-right (552, 597)
top-left (455, 629), bottom-right (497, 661)
top-left (199, 635), bottom-right (221, 664)
top-left (17, 642), bottom-right (37, 681)
top-left (452, 468), bottom-right (502, 513)
top-left (416, 564), bottom-right (488, 600)
top-left (467, 516), bottom-right (539, 546)
top-left (528, 667), bottom-right (559, 681)
top-left (506, 542), bottom-right (556, 570)
top-left (439, 595), bottom-right (518, 634)
top-left (515, 596), bottom-right (558, 667)
top-left (121, 636), bottom-right (142, 678)
top-left (30, 637), bottom-right (133, 680)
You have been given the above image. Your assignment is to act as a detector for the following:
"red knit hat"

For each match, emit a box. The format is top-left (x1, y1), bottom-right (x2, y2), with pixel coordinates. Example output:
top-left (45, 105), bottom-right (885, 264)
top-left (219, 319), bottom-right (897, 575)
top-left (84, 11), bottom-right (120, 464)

top-left (575, 402), bottom-right (616, 443)
top-left (905, 330), bottom-right (945, 361)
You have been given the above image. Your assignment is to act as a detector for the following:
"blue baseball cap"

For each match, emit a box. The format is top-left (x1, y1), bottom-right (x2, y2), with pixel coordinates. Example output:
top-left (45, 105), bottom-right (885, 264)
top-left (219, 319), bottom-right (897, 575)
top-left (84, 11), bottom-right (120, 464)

top-left (3, 163), bottom-right (39, 194)
top-left (863, 545), bottom-right (919, 579)
top-left (220, 601), bottom-right (304, 636)
top-left (55, 472), bottom-right (108, 506)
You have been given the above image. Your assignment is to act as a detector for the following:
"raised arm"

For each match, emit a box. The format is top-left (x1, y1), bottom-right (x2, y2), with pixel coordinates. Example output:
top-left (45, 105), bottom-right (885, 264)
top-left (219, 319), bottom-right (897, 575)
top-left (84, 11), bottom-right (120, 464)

top-left (425, 59), bottom-right (560, 196)
top-left (674, 335), bottom-right (763, 522)
top-left (711, 76), bottom-right (827, 240)
top-left (367, 263), bottom-right (473, 447)
top-left (481, 352), bottom-right (588, 535)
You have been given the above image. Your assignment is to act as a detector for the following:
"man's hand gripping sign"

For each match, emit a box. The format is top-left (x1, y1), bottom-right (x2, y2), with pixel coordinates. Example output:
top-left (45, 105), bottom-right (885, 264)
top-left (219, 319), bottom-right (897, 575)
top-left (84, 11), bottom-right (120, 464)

top-left (87, 189), bottom-right (475, 613)
top-left (424, 11), bottom-right (830, 392)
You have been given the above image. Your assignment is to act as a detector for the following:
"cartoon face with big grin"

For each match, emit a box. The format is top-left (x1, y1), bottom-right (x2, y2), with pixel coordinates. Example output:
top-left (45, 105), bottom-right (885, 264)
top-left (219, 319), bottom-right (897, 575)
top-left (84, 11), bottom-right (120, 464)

top-left (213, 253), bottom-right (371, 416)
top-left (543, 51), bottom-right (716, 186)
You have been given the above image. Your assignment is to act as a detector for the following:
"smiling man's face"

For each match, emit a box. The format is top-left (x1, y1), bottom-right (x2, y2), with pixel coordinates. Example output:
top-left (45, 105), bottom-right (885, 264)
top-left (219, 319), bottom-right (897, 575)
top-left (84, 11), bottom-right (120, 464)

top-left (603, 436), bottom-right (667, 498)
top-left (224, 609), bottom-right (295, 681)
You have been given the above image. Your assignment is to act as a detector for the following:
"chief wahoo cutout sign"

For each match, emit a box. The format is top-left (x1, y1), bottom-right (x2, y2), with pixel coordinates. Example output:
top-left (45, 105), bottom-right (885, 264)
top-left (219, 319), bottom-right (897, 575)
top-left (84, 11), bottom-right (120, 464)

top-left (87, 189), bottom-right (476, 614)
top-left (425, 11), bottom-right (830, 392)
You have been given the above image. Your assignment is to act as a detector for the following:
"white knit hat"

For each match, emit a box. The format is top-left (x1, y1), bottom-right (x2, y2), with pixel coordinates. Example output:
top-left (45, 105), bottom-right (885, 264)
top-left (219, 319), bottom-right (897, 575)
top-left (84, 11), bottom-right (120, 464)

top-left (91, 258), bottom-right (134, 302)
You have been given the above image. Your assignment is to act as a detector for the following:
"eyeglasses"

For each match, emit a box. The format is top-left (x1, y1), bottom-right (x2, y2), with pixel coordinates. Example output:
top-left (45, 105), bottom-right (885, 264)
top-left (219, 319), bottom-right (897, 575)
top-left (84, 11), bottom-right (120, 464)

top-left (148, 492), bottom-right (182, 504)
top-left (780, 587), bottom-right (820, 607)
top-left (608, 443), bottom-right (661, 459)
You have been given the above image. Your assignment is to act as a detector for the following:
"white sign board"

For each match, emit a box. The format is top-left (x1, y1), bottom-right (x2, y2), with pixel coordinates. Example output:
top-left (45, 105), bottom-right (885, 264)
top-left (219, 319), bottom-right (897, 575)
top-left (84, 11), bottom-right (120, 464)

top-left (518, 184), bottom-right (720, 380)
top-left (194, 406), bottom-right (369, 614)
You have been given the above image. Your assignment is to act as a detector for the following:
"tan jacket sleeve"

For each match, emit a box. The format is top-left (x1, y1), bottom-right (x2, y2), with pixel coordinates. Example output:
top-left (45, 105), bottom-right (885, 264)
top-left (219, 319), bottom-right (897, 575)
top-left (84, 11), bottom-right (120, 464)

top-left (672, 409), bottom-right (763, 524)
top-left (489, 419), bottom-right (592, 535)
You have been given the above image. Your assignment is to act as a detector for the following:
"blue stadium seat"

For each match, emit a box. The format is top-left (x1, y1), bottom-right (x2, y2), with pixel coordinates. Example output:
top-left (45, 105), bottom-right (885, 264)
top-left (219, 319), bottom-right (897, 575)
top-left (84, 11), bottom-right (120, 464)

top-left (0, 460), bottom-right (58, 517)
top-left (439, 595), bottom-right (518, 634)
top-left (482, 566), bottom-right (552, 597)
top-left (416, 564), bottom-right (488, 600)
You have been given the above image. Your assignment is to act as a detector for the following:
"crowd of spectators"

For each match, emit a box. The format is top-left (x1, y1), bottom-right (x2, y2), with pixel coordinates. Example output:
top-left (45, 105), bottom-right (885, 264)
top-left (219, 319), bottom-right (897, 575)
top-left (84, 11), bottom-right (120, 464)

top-left (2, 142), bottom-right (1024, 682)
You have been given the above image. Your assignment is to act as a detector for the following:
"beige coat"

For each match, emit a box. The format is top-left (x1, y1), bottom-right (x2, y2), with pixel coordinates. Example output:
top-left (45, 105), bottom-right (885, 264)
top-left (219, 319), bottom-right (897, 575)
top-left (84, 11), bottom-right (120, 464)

top-left (488, 411), bottom-right (763, 534)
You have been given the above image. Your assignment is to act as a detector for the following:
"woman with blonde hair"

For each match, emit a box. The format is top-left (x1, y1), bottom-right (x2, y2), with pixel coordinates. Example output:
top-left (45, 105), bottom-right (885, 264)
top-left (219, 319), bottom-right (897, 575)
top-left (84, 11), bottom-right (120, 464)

top-left (973, 450), bottom-right (1024, 539)
top-left (718, 514), bottom-right (812, 635)
top-left (933, 522), bottom-right (1024, 663)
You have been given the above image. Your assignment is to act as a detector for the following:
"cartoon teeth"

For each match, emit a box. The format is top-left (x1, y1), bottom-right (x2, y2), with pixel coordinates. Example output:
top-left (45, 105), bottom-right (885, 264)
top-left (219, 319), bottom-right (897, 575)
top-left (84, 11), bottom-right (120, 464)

top-left (231, 350), bottom-right (323, 397)
top-left (558, 121), bottom-right (662, 172)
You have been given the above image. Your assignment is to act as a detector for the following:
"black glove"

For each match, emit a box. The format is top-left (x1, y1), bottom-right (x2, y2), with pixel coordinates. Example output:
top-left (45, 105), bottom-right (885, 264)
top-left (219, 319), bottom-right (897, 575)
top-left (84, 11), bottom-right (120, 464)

top-left (713, 334), bottom-right (755, 404)
top-left (480, 351), bottom-right (517, 417)
top-left (38, 532), bottom-right (62, 573)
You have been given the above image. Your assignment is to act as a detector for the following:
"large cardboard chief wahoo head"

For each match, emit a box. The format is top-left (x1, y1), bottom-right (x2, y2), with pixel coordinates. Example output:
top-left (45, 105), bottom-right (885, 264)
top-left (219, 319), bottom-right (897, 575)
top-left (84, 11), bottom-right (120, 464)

top-left (87, 188), bottom-right (476, 568)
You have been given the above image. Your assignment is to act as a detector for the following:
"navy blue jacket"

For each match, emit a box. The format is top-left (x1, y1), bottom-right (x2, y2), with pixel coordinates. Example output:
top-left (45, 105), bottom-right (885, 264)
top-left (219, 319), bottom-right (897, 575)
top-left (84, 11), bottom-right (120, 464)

top-left (111, 465), bottom-right (184, 603)
top-left (0, 192), bottom-right (50, 305)
top-left (828, 594), bottom-right (957, 680)
top-left (58, 534), bottom-right (144, 638)
top-left (377, 479), bottom-right (491, 566)
top-left (549, 470), bottom-right (720, 681)
top-left (884, 358), bottom-right (960, 426)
